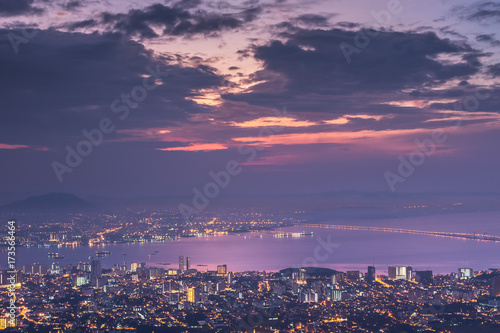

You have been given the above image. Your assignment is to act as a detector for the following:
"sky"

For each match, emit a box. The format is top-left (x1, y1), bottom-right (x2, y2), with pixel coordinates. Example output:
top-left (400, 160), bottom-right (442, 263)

top-left (0, 0), bottom-right (499, 204)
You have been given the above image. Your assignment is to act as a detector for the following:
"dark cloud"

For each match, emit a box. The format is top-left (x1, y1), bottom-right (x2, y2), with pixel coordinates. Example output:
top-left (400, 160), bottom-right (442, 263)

top-left (428, 87), bottom-right (500, 113)
top-left (71, 2), bottom-right (262, 39)
top-left (67, 19), bottom-right (97, 30)
top-left (335, 22), bottom-right (360, 29)
top-left (174, 0), bottom-right (202, 10)
top-left (0, 0), bottom-right (43, 16)
top-left (439, 26), bottom-right (467, 39)
top-left (294, 14), bottom-right (330, 26)
top-left (475, 33), bottom-right (500, 46)
top-left (62, 1), bottom-right (81, 11)
top-left (0, 29), bottom-right (225, 148)
top-left (476, 34), bottom-right (495, 42)
top-left (488, 63), bottom-right (500, 76)
top-left (466, 1), bottom-right (500, 21)
top-left (223, 28), bottom-right (482, 115)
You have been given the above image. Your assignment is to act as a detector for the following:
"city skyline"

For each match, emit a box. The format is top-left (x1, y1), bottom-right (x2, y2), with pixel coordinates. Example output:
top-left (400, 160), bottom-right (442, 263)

top-left (1, 1), bottom-right (500, 331)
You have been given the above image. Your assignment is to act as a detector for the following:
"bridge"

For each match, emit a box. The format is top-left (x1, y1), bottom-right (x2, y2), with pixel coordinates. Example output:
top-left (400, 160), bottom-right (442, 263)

top-left (293, 223), bottom-right (500, 243)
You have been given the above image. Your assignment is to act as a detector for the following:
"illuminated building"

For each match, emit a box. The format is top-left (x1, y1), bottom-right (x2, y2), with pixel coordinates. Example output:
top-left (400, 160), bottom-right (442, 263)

top-left (75, 276), bottom-right (88, 286)
top-left (32, 263), bottom-right (48, 275)
top-left (332, 289), bottom-right (343, 301)
top-left (388, 266), bottom-right (412, 280)
top-left (186, 257), bottom-right (190, 270)
top-left (217, 264), bottom-right (227, 275)
top-left (188, 287), bottom-right (197, 303)
top-left (459, 268), bottom-right (473, 280)
top-left (179, 256), bottom-right (184, 273)
top-left (331, 273), bottom-right (337, 287)
top-left (77, 262), bottom-right (91, 272)
top-left (0, 318), bottom-right (6, 330)
top-left (299, 268), bottom-right (307, 282)
top-left (130, 262), bottom-right (139, 272)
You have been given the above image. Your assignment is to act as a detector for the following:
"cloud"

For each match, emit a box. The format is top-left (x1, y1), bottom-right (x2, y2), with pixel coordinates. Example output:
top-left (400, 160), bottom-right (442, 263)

top-left (0, 143), bottom-right (29, 149)
top-left (158, 143), bottom-right (227, 151)
top-left (0, 0), bottom-right (43, 16)
top-left (0, 29), bottom-right (225, 149)
top-left (69, 2), bottom-right (262, 38)
top-left (61, 1), bottom-right (81, 11)
top-left (475, 33), bottom-right (500, 47)
top-left (230, 117), bottom-right (317, 128)
top-left (294, 14), bottom-right (330, 27)
top-left (466, 1), bottom-right (500, 21)
top-left (222, 28), bottom-right (483, 119)
top-left (489, 63), bottom-right (500, 77)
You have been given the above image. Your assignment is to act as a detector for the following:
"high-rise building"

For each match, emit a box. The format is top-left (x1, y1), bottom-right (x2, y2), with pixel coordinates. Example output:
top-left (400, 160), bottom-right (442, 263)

top-left (367, 266), bottom-right (376, 283)
top-left (414, 270), bottom-right (433, 284)
top-left (179, 256), bottom-right (184, 273)
top-left (23, 264), bottom-right (33, 274)
top-left (51, 262), bottom-right (60, 274)
top-left (0, 270), bottom-right (6, 284)
top-left (31, 263), bottom-right (47, 275)
top-left (459, 268), bottom-right (473, 280)
top-left (227, 271), bottom-right (233, 284)
top-left (78, 262), bottom-right (91, 272)
top-left (74, 276), bottom-right (88, 287)
top-left (331, 274), bottom-right (337, 287)
top-left (299, 268), bottom-right (307, 282)
top-left (0, 318), bottom-right (6, 330)
top-left (91, 260), bottom-right (102, 279)
top-left (388, 266), bottom-right (412, 280)
top-left (217, 264), bottom-right (227, 275)
top-left (186, 257), bottom-right (191, 270)
top-left (188, 287), bottom-right (197, 303)
top-left (491, 275), bottom-right (500, 297)
top-left (407, 266), bottom-right (413, 281)
top-left (216, 281), bottom-right (226, 292)
top-left (332, 288), bottom-right (343, 301)
top-left (347, 271), bottom-right (360, 281)
top-left (130, 262), bottom-right (139, 272)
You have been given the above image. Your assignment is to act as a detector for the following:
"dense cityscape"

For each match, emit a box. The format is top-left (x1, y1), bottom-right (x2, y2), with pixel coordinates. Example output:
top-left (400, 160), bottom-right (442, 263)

top-left (0, 209), bottom-right (299, 247)
top-left (1, 256), bottom-right (500, 332)
top-left (1, 205), bottom-right (500, 332)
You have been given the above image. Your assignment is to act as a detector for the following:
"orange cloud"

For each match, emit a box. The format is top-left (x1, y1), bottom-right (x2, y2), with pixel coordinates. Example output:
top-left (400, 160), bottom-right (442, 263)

top-left (232, 128), bottom-right (436, 147)
top-left (0, 143), bottom-right (30, 150)
top-left (158, 143), bottom-right (228, 152)
top-left (231, 117), bottom-right (317, 128)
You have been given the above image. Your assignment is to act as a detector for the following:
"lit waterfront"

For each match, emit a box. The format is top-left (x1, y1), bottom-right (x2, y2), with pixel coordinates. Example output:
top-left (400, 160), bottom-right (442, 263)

top-left (3, 222), bottom-right (500, 274)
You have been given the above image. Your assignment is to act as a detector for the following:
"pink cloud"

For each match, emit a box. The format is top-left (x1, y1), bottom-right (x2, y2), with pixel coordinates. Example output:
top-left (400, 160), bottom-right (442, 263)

top-left (0, 143), bottom-right (29, 150)
top-left (158, 143), bottom-right (228, 152)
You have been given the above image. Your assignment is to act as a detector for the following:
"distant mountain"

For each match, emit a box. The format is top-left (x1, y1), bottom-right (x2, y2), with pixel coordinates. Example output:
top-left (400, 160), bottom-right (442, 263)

top-left (2, 192), bottom-right (91, 211)
top-left (280, 267), bottom-right (339, 277)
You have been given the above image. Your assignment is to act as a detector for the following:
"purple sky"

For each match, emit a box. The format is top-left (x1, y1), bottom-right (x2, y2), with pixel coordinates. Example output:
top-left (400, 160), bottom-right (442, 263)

top-left (0, 0), bottom-right (499, 203)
